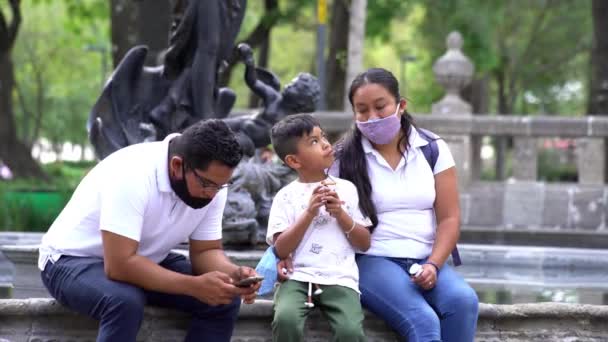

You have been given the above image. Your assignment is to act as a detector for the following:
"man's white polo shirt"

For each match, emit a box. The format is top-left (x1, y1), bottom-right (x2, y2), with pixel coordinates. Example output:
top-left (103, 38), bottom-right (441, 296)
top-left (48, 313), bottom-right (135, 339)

top-left (330, 128), bottom-right (455, 259)
top-left (38, 134), bottom-right (227, 270)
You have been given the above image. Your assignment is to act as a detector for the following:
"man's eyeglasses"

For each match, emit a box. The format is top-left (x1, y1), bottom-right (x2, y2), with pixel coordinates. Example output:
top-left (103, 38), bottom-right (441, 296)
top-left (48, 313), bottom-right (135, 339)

top-left (189, 167), bottom-right (232, 192)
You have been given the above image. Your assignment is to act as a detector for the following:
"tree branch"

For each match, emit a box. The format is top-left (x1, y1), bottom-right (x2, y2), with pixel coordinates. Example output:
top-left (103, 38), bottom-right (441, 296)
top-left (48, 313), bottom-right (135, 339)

top-left (240, 0), bottom-right (279, 49)
top-left (13, 78), bottom-right (32, 137)
top-left (7, 0), bottom-right (21, 48)
top-left (506, 0), bottom-right (552, 111)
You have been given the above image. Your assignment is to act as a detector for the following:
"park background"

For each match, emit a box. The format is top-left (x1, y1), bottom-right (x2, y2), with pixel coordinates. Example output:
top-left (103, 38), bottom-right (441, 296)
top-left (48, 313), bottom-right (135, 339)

top-left (0, 0), bottom-right (605, 235)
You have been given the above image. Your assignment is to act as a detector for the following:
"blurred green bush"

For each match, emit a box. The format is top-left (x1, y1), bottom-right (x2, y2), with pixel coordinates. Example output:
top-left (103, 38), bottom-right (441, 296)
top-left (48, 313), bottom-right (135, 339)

top-left (537, 146), bottom-right (578, 182)
top-left (0, 161), bottom-right (95, 232)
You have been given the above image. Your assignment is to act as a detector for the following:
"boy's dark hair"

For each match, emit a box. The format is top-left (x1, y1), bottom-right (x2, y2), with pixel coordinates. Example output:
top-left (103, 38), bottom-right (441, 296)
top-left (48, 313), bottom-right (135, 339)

top-left (271, 114), bottom-right (320, 162)
top-left (170, 119), bottom-right (243, 170)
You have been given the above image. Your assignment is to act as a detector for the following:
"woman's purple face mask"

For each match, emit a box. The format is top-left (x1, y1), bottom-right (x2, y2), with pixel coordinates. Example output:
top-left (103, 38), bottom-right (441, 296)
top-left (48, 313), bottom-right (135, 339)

top-left (355, 103), bottom-right (401, 145)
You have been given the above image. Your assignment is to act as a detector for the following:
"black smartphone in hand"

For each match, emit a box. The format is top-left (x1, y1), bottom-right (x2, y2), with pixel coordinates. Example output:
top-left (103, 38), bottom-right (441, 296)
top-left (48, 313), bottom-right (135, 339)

top-left (236, 275), bottom-right (265, 287)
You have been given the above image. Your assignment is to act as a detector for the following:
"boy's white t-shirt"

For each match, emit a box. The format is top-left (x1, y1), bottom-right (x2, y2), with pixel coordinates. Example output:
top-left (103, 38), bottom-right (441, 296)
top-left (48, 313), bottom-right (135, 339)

top-left (266, 177), bottom-right (371, 293)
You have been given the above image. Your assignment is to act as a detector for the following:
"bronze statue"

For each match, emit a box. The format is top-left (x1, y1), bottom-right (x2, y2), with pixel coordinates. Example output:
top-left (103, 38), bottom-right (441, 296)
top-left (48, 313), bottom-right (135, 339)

top-left (88, 0), bottom-right (248, 159)
top-left (87, 0), bottom-right (319, 160)
top-left (224, 43), bottom-right (320, 156)
top-left (85, 0), bottom-right (321, 246)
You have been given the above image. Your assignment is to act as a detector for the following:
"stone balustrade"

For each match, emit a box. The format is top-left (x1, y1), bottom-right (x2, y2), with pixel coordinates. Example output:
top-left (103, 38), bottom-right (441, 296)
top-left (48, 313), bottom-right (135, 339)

top-left (1, 298), bottom-right (607, 342)
top-left (314, 112), bottom-right (608, 243)
top-left (314, 112), bottom-right (608, 184)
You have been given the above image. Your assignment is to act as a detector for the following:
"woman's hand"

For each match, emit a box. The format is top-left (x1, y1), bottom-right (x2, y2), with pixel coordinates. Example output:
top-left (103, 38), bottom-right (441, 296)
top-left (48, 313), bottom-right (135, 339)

top-left (411, 263), bottom-right (437, 290)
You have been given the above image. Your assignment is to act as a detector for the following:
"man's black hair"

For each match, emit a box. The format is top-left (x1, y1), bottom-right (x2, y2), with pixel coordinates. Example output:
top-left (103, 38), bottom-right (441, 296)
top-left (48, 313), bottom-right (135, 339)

top-left (170, 119), bottom-right (242, 170)
top-left (270, 114), bottom-right (320, 162)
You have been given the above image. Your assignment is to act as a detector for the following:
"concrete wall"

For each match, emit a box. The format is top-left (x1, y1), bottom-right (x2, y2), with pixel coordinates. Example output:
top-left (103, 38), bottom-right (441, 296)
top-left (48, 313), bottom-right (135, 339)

top-left (1, 298), bottom-right (607, 342)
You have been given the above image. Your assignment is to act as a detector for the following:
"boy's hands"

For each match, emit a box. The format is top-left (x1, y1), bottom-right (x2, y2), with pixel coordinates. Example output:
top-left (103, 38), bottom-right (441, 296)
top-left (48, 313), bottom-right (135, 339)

top-left (277, 256), bottom-right (293, 282)
top-left (307, 185), bottom-right (329, 216)
top-left (323, 188), bottom-right (346, 218)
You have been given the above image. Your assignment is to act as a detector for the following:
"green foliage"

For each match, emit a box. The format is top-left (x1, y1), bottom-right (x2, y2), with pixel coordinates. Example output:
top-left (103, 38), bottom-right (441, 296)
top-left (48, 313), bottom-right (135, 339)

top-left (0, 161), bottom-right (93, 231)
top-left (0, 190), bottom-right (69, 232)
top-left (413, 0), bottom-right (591, 114)
top-left (537, 146), bottom-right (578, 182)
top-left (366, 0), bottom-right (414, 41)
top-left (12, 1), bottom-right (110, 149)
top-left (8, 0), bottom-right (594, 150)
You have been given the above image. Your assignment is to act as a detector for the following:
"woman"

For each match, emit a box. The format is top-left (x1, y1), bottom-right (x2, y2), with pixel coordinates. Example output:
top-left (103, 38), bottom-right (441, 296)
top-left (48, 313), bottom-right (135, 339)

top-left (280, 67), bottom-right (478, 341)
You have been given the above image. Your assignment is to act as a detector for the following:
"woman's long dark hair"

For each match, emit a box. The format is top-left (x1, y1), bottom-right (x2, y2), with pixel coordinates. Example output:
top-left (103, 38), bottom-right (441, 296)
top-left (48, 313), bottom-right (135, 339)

top-left (336, 68), bottom-right (415, 232)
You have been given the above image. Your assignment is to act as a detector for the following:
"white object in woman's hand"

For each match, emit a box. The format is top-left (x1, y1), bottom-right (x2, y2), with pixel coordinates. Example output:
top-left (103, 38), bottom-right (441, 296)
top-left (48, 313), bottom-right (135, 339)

top-left (409, 263), bottom-right (423, 277)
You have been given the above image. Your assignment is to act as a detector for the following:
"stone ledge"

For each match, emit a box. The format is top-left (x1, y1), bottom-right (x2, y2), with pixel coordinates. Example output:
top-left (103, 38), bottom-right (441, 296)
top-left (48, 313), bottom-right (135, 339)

top-left (4, 244), bottom-right (608, 299)
top-left (1, 299), bottom-right (608, 342)
top-left (313, 112), bottom-right (608, 137)
top-left (2, 298), bottom-right (608, 319)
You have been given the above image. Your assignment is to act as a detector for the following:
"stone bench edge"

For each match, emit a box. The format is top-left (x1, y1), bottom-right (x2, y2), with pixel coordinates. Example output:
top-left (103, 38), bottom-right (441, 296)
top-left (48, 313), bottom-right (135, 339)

top-left (2, 298), bottom-right (608, 320)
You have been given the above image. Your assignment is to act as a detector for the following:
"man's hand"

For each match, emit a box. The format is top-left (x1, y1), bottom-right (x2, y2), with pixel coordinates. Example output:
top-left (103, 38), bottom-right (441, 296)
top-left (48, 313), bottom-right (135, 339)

top-left (191, 271), bottom-right (242, 306)
top-left (231, 266), bottom-right (261, 304)
top-left (277, 256), bottom-right (293, 282)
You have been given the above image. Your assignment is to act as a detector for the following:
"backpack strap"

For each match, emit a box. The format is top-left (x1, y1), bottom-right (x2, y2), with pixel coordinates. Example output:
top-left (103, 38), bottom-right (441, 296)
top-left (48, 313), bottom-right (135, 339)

top-left (418, 128), bottom-right (439, 172)
top-left (416, 128), bottom-right (462, 266)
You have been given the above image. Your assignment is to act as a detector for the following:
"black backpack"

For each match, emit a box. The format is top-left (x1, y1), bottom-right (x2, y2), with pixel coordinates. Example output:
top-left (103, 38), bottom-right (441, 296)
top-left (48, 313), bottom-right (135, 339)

top-left (417, 128), bottom-right (462, 266)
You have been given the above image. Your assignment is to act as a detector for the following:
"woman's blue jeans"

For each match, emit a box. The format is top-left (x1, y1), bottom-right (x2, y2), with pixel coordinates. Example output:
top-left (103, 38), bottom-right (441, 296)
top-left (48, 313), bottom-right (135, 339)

top-left (356, 254), bottom-right (479, 342)
top-left (41, 253), bottom-right (241, 342)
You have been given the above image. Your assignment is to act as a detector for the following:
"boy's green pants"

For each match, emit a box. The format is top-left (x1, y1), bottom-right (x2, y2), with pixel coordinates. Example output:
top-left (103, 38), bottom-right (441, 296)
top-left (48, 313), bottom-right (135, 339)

top-left (272, 279), bottom-right (367, 342)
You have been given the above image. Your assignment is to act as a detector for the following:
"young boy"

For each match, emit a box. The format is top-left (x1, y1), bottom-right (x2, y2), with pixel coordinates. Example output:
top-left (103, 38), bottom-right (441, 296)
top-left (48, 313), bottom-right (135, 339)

top-left (267, 114), bottom-right (371, 342)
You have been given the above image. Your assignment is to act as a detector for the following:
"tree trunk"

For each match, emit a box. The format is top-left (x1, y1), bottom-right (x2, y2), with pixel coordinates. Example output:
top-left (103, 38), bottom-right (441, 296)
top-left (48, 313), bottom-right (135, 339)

top-left (110, 0), bottom-right (170, 67)
top-left (343, 0), bottom-right (366, 112)
top-left (110, 0), bottom-right (139, 67)
top-left (494, 69), bottom-right (509, 180)
top-left (462, 76), bottom-right (490, 181)
top-left (248, 0), bottom-right (276, 108)
top-left (218, 0), bottom-right (278, 92)
top-left (0, 0), bottom-right (47, 180)
top-left (588, 0), bottom-right (608, 115)
top-left (137, 0), bottom-right (171, 66)
top-left (588, 0), bottom-right (608, 180)
top-left (324, 0), bottom-right (349, 110)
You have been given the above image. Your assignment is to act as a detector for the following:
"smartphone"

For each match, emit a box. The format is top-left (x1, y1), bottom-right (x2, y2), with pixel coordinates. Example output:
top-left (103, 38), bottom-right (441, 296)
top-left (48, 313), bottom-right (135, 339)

top-left (236, 275), bottom-right (265, 287)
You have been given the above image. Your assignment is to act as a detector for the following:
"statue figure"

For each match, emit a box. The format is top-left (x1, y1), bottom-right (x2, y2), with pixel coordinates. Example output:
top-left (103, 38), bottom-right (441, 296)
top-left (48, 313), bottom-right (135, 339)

top-left (85, 0), bottom-right (321, 246)
top-left (222, 154), bottom-right (296, 245)
top-left (224, 43), bottom-right (320, 156)
top-left (221, 44), bottom-right (319, 245)
top-left (88, 0), bottom-right (247, 159)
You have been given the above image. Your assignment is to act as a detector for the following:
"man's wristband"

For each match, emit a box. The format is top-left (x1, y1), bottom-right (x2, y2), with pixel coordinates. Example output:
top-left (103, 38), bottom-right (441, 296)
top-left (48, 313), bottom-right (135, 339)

top-left (424, 261), bottom-right (440, 273)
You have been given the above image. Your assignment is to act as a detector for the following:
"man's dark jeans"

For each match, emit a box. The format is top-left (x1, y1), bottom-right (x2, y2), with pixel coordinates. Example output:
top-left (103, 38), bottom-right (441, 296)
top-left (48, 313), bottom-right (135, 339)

top-left (41, 253), bottom-right (241, 342)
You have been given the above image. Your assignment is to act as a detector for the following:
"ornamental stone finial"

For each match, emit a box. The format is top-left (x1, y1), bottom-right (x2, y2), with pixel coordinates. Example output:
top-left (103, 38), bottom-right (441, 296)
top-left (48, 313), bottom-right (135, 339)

top-left (431, 31), bottom-right (474, 115)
